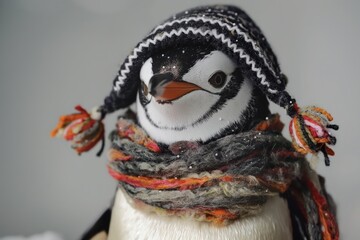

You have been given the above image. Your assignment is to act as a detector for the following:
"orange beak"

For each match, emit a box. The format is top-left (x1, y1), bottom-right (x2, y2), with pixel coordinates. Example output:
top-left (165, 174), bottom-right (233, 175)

top-left (150, 79), bottom-right (203, 103)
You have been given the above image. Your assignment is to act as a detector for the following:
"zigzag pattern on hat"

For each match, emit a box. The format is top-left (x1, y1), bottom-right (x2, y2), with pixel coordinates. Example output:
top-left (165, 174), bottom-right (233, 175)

top-left (114, 27), bottom-right (277, 94)
top-left (148, 16), bottom-right (277, 76)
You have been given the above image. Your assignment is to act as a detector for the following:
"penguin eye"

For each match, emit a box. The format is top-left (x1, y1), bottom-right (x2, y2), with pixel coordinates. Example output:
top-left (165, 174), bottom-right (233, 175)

top-left (141, 81), bottom-right (149, 96)
top-left (208, 71), bottom-right (227, 88)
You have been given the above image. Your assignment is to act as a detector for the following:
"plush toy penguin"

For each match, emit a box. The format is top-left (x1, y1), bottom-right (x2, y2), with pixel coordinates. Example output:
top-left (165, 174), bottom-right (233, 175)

top-left (51, 5), bottom-right (339, 240)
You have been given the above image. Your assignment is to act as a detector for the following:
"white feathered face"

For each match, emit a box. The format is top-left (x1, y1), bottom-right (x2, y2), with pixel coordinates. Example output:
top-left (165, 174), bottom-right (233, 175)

top-left (137, 46), bottom-right (254, 144)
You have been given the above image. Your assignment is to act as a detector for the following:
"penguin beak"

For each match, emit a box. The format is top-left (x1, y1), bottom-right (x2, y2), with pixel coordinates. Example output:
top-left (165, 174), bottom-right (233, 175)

top-left (149, 73), bottom-right (203, 103)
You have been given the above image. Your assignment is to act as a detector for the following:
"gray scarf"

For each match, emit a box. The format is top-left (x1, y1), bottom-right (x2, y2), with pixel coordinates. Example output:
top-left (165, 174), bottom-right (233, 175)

top-left (107, 114), bottom-right (306, 224)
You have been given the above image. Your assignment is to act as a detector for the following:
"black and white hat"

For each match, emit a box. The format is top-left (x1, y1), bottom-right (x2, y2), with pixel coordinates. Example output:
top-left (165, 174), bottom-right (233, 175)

top-left (102, 5), bottom-right (291, 114)
top-left (52, 5), bottom-right (338, 165)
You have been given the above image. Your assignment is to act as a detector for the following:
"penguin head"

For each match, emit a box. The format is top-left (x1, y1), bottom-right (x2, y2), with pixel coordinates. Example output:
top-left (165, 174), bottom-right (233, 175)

top-left (136, 45), bottom-right (270, 145)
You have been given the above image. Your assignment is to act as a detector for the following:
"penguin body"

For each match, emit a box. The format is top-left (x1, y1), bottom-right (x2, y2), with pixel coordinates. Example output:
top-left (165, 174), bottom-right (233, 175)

top-left (108, 189), bottom-right (292, 240)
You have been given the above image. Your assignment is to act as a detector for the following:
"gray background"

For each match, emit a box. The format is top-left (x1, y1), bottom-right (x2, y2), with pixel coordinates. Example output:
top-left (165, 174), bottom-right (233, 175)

top-left (0, 0), bottom-right (359, 239)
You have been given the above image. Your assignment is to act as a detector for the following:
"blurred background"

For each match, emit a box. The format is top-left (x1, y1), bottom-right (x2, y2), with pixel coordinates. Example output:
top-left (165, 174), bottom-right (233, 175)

top-left (0, 0), bottom-right (359, 239)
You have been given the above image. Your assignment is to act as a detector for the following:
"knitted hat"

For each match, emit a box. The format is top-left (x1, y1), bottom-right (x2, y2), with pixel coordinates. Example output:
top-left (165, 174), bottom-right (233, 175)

top-left (103, 5), bottom-right (288, 113)
top-left (51, 5), bottom-right (338, 165)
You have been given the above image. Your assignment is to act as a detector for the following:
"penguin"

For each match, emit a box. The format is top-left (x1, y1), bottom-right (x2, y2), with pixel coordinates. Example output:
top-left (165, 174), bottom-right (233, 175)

top-left (52, 5), bottom-right (339, 240)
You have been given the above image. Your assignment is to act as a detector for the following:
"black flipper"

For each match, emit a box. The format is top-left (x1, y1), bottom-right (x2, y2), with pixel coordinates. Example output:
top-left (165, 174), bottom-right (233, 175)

top-left (81, 208), bottom-right (112, 240)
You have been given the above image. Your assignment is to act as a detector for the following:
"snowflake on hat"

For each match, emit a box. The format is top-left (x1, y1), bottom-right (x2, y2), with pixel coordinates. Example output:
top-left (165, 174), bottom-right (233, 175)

top-left (52, 5), bottom-right (339, 240)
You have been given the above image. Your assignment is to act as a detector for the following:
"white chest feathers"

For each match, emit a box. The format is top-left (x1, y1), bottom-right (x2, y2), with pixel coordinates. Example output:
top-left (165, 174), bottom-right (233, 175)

top-left (107, 189), bottom-right (293, 240)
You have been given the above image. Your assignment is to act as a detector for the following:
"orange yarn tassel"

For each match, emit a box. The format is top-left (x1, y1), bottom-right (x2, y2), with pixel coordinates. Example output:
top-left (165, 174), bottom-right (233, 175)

top-left (289, 105), bottom-right (338, 166)
top-left (51, 105), bottom-right (105, 155)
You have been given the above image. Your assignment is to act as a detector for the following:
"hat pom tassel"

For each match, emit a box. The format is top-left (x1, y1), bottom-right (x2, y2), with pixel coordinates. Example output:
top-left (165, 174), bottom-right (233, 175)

top-left (288, 103), bottom-right (338, 166)
top-left (51, 105), bottom-right (105, 156)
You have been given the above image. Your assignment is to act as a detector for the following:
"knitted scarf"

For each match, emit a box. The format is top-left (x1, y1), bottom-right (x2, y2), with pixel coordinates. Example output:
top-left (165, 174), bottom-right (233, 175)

top-left (106, 114), bottom-right (339, 239)
top-left (107, 114), bottom-right (305, 223)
